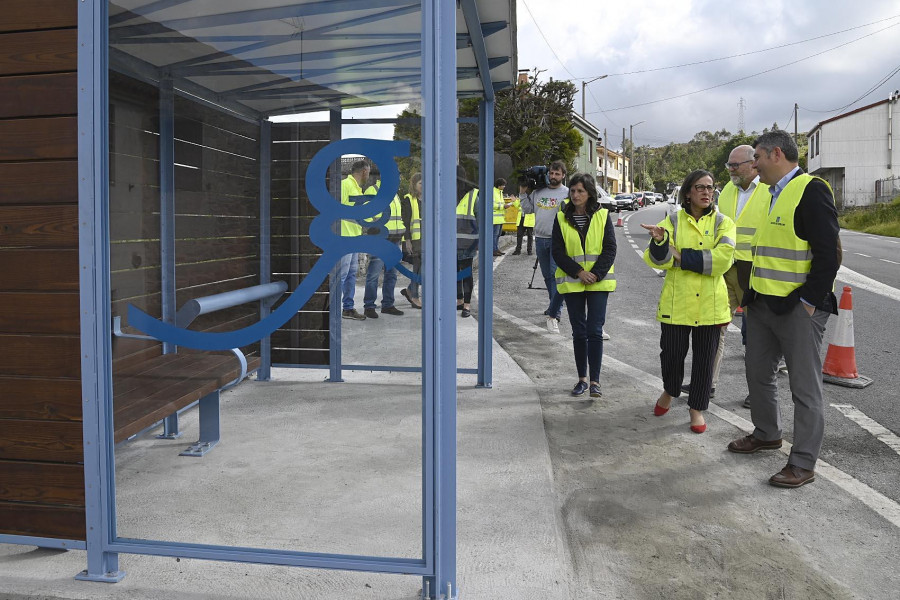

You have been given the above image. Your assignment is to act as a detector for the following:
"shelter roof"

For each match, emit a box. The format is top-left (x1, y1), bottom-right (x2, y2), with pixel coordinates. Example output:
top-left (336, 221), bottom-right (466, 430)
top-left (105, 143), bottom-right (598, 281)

top-left (109, 0), bottom-right (517, 119)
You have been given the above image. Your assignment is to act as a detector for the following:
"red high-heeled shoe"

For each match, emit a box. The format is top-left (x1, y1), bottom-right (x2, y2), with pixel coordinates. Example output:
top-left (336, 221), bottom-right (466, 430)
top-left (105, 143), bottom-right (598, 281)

top-left (653, 401), bottom-right (669, 416)
top-left (690, 423), bottom-right (707, 434)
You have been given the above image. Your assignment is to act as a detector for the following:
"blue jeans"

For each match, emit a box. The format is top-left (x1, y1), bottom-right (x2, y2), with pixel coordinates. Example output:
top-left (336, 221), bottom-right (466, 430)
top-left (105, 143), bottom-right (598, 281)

top-left (364, 252), bottom-right (398, 309)
top-left (492, 223), bottom-right (502, 252)
top-left (563, 291), bottom-right (609, 382)
top-left (535, 237), bottom-right (564, 319)
top-left (338, 252), bottom-right (358, 310)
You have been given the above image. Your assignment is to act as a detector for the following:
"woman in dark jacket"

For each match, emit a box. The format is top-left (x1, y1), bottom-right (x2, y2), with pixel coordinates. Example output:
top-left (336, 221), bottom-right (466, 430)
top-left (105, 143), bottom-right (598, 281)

top-left (551, 173), bottom-right (617, 398)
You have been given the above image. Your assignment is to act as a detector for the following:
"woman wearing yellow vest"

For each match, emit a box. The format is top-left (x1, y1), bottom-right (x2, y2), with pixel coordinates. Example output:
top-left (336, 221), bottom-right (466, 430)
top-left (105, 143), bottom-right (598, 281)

top-left (641, 170), bottom-right (736, 433)
top-left (551, 174), bottom-right (617, 398)
top-left (400, 173), bottom-right (423, 309)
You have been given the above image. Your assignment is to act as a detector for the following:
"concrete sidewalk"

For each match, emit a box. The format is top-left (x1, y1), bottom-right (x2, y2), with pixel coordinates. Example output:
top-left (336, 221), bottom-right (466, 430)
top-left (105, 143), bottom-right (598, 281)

top-left (0, 292), bottom-right (572, 599)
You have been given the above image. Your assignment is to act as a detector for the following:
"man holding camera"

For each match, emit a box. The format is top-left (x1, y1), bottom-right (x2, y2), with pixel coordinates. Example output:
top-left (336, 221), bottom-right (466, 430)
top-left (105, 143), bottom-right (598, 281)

top-left (531, 160), bottom-right (569, 333)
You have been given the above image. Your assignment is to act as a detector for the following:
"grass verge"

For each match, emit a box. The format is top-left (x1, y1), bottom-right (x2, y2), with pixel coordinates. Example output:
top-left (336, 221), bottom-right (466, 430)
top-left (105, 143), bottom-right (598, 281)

top-left (839, 197), bottom-right (900, 238)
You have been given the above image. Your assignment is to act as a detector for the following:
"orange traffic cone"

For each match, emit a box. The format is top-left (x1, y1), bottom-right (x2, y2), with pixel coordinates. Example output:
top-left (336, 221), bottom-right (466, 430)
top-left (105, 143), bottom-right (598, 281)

top-left (615, 214), bottom-right (624, 227)
top-left (822, 286), bottom-right (873, 388)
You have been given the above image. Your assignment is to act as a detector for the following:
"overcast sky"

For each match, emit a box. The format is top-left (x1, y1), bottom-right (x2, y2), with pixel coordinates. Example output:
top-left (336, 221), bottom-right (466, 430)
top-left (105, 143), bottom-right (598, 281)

top-left (517, 0), bottom-right (900, 147)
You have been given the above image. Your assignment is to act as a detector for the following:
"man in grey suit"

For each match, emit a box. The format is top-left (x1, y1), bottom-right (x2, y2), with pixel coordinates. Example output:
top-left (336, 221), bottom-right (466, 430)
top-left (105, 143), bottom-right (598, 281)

top-left (726, 130), bottom-right (840, 488)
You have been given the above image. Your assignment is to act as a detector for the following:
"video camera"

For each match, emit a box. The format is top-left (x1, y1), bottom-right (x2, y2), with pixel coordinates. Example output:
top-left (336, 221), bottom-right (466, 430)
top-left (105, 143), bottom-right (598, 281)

top-left (523, 165), bottom-right (550, 191)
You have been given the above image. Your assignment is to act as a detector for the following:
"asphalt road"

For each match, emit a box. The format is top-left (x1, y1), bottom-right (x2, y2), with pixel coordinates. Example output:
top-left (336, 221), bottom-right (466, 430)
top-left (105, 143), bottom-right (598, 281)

top-left (492, 202), bottom-right (900, 506)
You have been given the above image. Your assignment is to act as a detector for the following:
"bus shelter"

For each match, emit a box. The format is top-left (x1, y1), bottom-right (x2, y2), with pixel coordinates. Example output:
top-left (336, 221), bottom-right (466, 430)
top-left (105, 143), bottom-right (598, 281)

top-left (0, 1), bottom-right (516, 598)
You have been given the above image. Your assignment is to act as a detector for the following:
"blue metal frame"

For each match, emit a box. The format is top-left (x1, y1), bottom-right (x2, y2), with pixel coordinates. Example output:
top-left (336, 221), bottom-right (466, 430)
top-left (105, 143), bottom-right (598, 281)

top-left (77, 0), bottom-right (123, 583)
top-left (66, 1), bottom-right (505, 595)
top-left (327, 108), bottom-right (344, 383)
top-left (258, 120), bottom-right (273, 381)
top-left (159, 77), bottom-right (176, 355)
top-left (421, 0), bottom-right (457, 596)
top-left (476, 99), bottom-right (494, 389)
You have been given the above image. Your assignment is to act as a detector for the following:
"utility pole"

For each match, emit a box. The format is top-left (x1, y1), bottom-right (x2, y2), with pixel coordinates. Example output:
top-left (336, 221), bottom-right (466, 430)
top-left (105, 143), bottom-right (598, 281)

top-left (794, 103), bottom-right (799, 144)
top-left (738, 97), bottom-right (746, 133)
top-left (603, 127), bottom-right (608, 191)
top-left (581, 75), bottom-right (608, 118)
top-left (629, 121), bottom-right (644, 193)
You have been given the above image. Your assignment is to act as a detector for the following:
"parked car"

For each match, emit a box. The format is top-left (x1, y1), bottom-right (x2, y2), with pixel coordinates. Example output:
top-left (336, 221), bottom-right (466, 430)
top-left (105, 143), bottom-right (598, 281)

top-left (598, 187), bottom-right (616, 212)
top-left (613, 193), bottom-right (636, 211)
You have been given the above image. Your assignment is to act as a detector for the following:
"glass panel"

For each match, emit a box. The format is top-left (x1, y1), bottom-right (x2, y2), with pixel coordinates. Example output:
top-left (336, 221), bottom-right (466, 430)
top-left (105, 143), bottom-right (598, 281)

top-left (108, 0), bottom-right (425, 560)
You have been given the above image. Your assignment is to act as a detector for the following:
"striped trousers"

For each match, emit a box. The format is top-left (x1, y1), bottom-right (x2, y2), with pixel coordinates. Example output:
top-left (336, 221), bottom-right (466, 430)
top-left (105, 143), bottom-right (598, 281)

top-left (659, 323), bottom-right (721, 411)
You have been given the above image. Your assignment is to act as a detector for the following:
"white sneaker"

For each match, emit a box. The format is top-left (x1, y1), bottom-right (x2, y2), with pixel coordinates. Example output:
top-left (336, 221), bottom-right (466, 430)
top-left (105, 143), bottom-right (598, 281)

top-left (546, 316), bottom-right (560, 334)
top-left (602, 329), bottom-right (610, 341)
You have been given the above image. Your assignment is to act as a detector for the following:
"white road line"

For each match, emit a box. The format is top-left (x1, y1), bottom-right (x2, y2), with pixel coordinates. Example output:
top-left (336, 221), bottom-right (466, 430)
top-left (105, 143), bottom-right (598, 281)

top-left (491, 305), bottom-right (900, 531)
top-left (881, 259), bottom-right (899, 265)
top-left (837, 265), bottom-right (900, 303)
top-left (855, 253), bottom-right (871, 257)
top-left (831, 404), bottom-right (900, 456)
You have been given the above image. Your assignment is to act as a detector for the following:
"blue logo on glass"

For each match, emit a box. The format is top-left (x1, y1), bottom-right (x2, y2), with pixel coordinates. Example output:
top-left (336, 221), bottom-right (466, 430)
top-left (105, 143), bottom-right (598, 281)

top-left (127, 138), bottom-right (473, 351)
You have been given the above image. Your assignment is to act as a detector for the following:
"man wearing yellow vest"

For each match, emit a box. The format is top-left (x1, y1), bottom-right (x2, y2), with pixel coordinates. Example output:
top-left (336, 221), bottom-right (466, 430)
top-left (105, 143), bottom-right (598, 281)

top-left (681, 145), bottom-right (770, 401)
top-left (338, 160), bottom-right (369, 320)
top-left (727, 131), bottom-right (840, 489)
top-left (491, 178), bottom-right (512, 257)
top-left (362, 174), bottom-right (405, 319)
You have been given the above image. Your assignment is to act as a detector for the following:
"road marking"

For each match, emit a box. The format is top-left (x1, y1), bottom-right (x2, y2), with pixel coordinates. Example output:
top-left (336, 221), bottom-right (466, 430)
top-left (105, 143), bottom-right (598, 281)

top-left (492, 304), bottom-right (900, 531)
top-left (881, 259), bottom-right (899, 265)
top-left (855, 253), bottom-right (871, 257)
top-left (837, 266), bottom-right (900, 303)
top-left (831, 404), bottom-right (900, 456)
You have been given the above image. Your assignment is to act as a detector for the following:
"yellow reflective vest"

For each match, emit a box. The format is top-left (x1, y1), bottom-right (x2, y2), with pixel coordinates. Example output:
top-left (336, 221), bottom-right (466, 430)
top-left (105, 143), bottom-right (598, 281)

top-left (749, 174), bottom-right (831, 297)
top-left (405, 193), bottom-right (421, 241)
top-left (493, 187), bottom-right (506, 225)
top-left (512, 196), bottom-right (536, 227)
top-left (716, 180), bottom-right (770, 262)
top-left (643, 208), bottom-right (736, 325)
top-left (457, 189), bottom-right (479, 255)
top-left (340, 175), bottom-right (365, 237)
top-left (554, 209), bottom-right (616, 294)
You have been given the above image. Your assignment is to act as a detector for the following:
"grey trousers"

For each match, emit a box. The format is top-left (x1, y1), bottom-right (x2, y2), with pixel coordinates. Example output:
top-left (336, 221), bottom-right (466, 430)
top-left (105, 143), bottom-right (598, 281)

top-left (745, 299), bottom-right (830, 470)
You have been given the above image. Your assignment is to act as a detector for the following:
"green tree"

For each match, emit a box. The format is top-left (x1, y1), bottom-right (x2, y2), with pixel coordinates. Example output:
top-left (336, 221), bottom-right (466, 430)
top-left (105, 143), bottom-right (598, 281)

top-left (460, 70), bottom-right (583, 177)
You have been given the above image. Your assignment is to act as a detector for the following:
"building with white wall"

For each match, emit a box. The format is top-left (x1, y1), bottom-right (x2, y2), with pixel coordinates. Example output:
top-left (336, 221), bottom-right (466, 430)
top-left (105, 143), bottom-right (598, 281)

top-left (595, 143), bottom-right (628, 194)
top-left (808, 91), bottom-right (900, 207)
top-left (571, 112), bottom-right (600, 179)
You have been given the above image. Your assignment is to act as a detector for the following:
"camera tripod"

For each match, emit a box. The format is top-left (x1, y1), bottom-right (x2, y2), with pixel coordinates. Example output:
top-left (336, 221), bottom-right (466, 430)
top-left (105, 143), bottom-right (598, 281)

top-left (528, 256), bottom-right (546, 290)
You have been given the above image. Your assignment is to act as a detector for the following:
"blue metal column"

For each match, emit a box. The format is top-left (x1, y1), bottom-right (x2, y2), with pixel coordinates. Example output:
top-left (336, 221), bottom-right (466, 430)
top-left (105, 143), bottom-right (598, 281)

top-left (327, 108), bottom-right (343, 382)
top-left (476, 100), bottom-right (494, 388)
top-left (76, 0), bottom-right (124, 582)
top-left (159, 77), bottom-right (176, 355)
top-left (422, 0), bottom-right (457, 597)
top-left (258, 120), bottom-right (273, 380)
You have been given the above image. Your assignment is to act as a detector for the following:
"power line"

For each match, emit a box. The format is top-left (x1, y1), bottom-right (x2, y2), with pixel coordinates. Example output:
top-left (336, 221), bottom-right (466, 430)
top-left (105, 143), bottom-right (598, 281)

top-left (579, 13), bottom-right (900, 78)
top-left (799, 62), bottom-right (900, 114)
top-left (520, 0), bottom-right (577, 80)
top-left (588, 21), bottom-right (900, 114)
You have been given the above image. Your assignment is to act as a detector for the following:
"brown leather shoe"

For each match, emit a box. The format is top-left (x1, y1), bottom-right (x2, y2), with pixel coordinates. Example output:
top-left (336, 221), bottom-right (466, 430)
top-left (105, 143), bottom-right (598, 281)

top-left (769, 463), bottom-right (815, 488)
top-left (727, 434), bottom-right (782, 454)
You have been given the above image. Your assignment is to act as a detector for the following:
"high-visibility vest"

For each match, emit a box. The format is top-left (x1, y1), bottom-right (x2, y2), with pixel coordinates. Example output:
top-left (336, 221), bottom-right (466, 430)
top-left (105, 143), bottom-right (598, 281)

top-left (457, 189), bottom-right (478, 253)
top-left (750, 174), bottom-right (832, 297)
top-left (340, 175), bottom-right (364, 237)
top-left (717, 180), bottom-right (770, 262)
top-left (493, 188), bottom-right (506, 225)
top-left (554, 209), bottom-right (616, 294)
top-left (363, 192), bottom-right (406, 239)
top-left (510, 197), bottom-right (536, 228)
top-left (405, 193), bottom-right (421, 241)
top-left (643, 208), bottom-right (736, 326)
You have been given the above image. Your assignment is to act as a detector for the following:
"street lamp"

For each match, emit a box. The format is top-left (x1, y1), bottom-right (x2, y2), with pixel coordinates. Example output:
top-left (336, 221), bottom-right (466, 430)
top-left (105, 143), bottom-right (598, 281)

top-left (581, 75), bottom-right (608, 118)
top-left (629, 120), bottom-right (644, 193)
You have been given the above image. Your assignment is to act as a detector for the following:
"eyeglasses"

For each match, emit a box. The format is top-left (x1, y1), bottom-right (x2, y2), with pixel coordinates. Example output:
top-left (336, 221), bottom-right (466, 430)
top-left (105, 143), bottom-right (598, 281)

top-left (692, 184), bottom-right (715, 192)
top-left (725, 160), bottom-right (752, 169)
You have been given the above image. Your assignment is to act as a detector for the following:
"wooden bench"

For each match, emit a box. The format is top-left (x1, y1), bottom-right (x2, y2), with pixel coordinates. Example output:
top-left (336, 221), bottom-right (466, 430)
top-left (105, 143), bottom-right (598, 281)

top-left (112, 281), bottom-right (287, 457)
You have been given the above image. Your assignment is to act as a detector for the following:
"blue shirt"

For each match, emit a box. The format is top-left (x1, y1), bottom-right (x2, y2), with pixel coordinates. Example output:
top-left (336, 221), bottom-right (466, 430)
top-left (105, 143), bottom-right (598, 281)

top-left (769, 166), bottom-right (801, 212)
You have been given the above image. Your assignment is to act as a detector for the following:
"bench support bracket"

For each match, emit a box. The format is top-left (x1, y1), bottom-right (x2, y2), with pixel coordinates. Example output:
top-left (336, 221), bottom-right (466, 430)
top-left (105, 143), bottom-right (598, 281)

top-left (179, 391), bottom-right (220, 457)
top-left (155, 413), bottom-right (182, 440)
